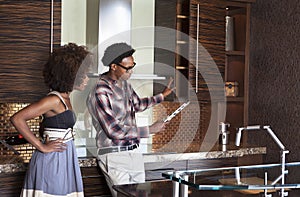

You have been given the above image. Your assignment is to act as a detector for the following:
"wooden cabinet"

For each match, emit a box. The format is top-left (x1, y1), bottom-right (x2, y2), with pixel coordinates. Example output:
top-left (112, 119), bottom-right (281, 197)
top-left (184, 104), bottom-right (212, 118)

top-left (154, 0), bottom-right (226, 101)
top-left (154, 0), bottom-right (177, 101)
top-left (0, 171), bottom-right (25, 197)
top-left (175, 0), bottom-right (190, 100)
top-left (189, 0), bottom-right (254, 143)
top-left (154, 0), bottom-right (190, 101)
top-left (0, 0), bottom-right (61, 103)
top-left (154, 0), bottom-right (254, 143)
top-left (81, 166), bottom-right (111, 196)
top-left (188, 0), bottom-right (226, 144)
top-left (189, 0), bottom-right (226, 101)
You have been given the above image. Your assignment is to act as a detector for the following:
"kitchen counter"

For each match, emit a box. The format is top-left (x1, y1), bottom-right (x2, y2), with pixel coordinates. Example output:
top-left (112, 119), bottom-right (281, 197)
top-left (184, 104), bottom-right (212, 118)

top-left (143, 145), bottom-right (266, 180)
top-left (0, 156), bottom-right (99, 174)
top-left (0, 155), bottom-right (25, 174)
top-left (143, 146), bottom-right (266, 163)
top-left (0, 145), bottom-right (266, 174)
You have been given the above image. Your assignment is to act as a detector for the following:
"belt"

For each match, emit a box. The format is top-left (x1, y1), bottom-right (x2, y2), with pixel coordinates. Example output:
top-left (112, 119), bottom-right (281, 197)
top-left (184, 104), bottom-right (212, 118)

top-left (98, 144), bottom-right (139, 155)
top-left (43, 128), bottom-right (75, 143)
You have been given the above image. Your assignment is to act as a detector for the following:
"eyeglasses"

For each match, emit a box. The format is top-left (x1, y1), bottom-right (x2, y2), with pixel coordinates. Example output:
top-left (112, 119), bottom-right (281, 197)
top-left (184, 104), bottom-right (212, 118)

top-left (115, 62), bottom-right (136, 73)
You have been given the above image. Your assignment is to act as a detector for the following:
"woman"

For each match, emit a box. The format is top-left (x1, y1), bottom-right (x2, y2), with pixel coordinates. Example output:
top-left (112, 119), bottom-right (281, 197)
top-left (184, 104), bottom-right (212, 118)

top-left (10, 43), bottom-right (92, 197)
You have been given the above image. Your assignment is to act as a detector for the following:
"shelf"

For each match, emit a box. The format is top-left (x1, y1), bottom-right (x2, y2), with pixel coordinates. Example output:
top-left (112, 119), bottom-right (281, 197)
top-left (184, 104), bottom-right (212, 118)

top-left (174, 0), bottom-right (190, 100)
top-left (176, 40), bottom-right (188, 44)
top-left (226, 7), bottom-right (246, 16)
top-left (228, 0), bottom-right (256, 4)
top-left (176, 66), bottom-right (188, 70)
top-left (177, 14), bottom-right (188, 19)
top-left (226, 97), bottom-right (244, 102)
top-left (226, 50), bottom-right (245, 56)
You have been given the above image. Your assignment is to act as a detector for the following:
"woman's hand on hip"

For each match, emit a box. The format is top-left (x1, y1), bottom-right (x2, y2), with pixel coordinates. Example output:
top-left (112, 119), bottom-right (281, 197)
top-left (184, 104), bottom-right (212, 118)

top-left (41, 136), bottom-right (67, 153)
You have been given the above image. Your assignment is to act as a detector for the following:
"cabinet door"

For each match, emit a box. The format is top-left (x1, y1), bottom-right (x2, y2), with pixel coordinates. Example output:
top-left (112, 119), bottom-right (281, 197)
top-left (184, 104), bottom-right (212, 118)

top-left (0, 0), bottom-right (61, 102)
top-left (154, 0), bottom-right (191, 101)
top-left (154, 0), bottom-right (177, 101)
top-left (189, 0), bottom-right (226, 101)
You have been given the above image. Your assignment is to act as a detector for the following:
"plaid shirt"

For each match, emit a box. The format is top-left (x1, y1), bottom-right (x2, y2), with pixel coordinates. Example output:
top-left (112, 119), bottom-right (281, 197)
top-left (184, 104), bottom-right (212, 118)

top-left (87, 73), bottom-right (164, 148)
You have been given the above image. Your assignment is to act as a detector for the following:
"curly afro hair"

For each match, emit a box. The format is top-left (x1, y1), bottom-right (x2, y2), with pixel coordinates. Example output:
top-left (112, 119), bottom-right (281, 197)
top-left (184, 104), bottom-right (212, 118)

top-left (101, 42), bottom-right (135, 67)
top-left (43, 43), bottom-right (92, 92)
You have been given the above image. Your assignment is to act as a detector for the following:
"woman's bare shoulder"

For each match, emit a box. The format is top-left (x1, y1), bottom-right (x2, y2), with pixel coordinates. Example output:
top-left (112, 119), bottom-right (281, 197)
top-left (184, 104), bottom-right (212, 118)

top-left (38, 94), bottom-right (61, 105)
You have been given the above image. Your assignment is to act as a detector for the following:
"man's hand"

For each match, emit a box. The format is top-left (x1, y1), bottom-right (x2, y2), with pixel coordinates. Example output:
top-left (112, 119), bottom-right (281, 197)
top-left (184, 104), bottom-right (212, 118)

top-left (162, 77), bottom-right (175, 98)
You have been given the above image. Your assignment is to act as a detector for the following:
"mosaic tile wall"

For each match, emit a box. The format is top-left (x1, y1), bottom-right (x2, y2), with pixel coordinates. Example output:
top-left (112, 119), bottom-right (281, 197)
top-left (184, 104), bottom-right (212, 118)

top-left (0, 103), bottom-right (41, 163)
top-left (1, 102), bottom-right (211, 160)
top-left (152, 101), bottom-right (211, 153)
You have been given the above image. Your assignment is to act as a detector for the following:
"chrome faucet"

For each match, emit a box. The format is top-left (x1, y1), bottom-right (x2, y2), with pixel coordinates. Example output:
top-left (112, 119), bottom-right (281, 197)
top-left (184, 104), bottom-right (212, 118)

top-left (235, 125), bottom-right (285, 150)
top-left (235, 125), bottom-right (289, 197)
top-left (235, 125), bottom-right (261, 146)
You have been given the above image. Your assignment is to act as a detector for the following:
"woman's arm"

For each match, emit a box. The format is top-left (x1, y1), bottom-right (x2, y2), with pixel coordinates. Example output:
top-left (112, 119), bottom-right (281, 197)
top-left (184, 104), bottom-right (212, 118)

top-left (10, 96), bottom-right (66, 153)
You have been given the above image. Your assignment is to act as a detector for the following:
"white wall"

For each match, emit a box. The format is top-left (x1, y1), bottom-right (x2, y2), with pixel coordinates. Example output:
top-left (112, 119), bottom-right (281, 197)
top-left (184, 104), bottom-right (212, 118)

top-left (61, 0), bottom-right (155, 77)
top-left (131, 0), bottom-right (155, 75)
top-left (130, 0), bottom-right (155, 127)
top-left (61, 0), bottom-right (86, 45)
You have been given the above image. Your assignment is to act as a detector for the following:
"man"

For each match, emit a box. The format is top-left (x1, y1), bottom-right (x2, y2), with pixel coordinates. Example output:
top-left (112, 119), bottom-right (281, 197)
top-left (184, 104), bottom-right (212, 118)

top-left (87, 42), bottom-right (173, 196)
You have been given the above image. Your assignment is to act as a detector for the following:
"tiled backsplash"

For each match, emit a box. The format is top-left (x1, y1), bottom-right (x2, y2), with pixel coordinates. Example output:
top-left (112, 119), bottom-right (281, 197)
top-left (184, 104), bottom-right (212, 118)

top-left (1, 101), bottom-right (210, 161)
top-left (0, 103), bottom-right (41, 163)
top-left (152, 101), bottom-right (208, 153)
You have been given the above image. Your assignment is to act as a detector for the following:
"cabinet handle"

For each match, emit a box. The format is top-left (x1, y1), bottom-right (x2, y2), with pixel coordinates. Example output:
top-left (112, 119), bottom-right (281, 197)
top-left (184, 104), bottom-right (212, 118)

top-left (50, 0), bottom-right (54, 53)
top-left (196, 4), bottom-right (200, 93)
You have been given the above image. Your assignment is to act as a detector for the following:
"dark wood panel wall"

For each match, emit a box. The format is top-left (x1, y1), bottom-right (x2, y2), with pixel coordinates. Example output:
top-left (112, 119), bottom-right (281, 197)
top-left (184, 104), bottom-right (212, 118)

top-left (0, 0), bottom-right (61, 103)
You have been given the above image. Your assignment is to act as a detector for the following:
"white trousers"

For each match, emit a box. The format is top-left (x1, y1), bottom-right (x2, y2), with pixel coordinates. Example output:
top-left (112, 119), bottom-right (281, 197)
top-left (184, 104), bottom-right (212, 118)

top-left (98, 149), bottom-right (145, 197)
